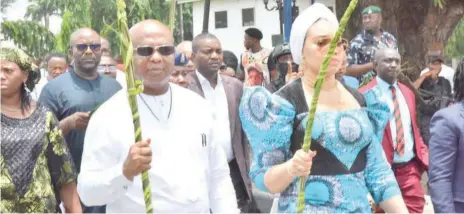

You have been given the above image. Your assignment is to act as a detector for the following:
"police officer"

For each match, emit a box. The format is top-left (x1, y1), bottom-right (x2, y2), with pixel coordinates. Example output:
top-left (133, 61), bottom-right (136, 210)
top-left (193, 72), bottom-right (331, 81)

top-left (346, 5), bottom-right (398, 87)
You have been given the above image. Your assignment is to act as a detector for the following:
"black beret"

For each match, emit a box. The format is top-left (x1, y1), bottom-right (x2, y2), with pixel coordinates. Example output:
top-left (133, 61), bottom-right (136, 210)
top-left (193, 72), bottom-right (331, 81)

top-left (245, 28), bottom-right (263, 40)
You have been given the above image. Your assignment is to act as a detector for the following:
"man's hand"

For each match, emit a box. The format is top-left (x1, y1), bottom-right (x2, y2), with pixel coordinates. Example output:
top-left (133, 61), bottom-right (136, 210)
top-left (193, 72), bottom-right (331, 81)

top-left (71, 112), bottom-right (91, 130)
top-left (123, 139), bottom-right (152, 181)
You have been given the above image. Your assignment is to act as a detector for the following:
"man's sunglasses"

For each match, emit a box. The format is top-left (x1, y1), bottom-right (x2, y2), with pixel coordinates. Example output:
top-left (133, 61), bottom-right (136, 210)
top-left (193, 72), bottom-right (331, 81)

top-left (72, 44), bottom-right (102, 52)
top-left (134, 45), bottom-right (176, 57)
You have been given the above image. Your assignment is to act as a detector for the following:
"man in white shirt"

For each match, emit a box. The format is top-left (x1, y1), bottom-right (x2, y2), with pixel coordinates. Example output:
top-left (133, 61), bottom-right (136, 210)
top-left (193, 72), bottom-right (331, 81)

top-left (98, 55), bottom-right (126, 87)
top-left (187, 33), bottom-right (258, 213)
top-left (77, 20), bottom-right (238, 213)
top-left (31, 52), bottom-right (68, 100)
top-left (416, 52), bottom-right (456, 90)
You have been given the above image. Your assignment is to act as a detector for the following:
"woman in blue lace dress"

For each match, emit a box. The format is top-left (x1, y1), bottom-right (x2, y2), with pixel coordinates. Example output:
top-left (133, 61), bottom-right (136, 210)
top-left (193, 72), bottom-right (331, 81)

top-left (239, 4), bottom-right (408, 213)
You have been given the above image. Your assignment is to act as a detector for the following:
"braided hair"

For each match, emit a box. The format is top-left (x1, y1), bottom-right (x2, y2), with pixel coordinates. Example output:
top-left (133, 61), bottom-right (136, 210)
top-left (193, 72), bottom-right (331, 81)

top-left (454, 58), bottom-right (464, 101)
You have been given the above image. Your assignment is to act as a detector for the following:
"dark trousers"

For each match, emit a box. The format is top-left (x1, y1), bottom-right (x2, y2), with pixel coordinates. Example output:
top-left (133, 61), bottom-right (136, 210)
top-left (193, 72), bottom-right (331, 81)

top-left (229, 159), bottom-right (260, 213)
top-left (456, 202), bottom-right (464, 213)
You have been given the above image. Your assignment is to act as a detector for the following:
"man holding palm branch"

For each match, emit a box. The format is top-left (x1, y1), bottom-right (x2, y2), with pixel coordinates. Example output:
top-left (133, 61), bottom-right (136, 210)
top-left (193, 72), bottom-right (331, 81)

top-left (77, 20), bottom-right (238, 213)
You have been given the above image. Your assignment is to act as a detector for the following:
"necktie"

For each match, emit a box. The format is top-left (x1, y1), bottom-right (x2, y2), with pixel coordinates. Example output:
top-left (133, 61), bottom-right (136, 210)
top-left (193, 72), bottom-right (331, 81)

top-left (390, 86), bottom-right (405, 156)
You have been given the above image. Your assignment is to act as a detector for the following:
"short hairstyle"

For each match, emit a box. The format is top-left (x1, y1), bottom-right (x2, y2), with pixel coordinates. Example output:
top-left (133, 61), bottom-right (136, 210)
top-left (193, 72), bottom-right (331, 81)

top-left (45, 52), bottom-right (68, 64)
top-left (454, 58), bottom-right (464, 101)
top-left (222, 50), bottom-right (238, 72)
top-left (192, 33), bottom-right (219, 53)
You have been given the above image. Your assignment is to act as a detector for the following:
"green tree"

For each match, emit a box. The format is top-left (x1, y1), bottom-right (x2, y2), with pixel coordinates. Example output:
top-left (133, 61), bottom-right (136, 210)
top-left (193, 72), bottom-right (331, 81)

top-left (55, 0), bottom-right (91, 52)
top-left (1, 20), bottom-right (56, 59)
top-left (336, 0), bottom-right (464, 80)
top-left (1, 0), bottom-right (16, 14)
top-left (24, 0), bottom-right (60, 29)
top-left (446, 17), bottom-right (464, 58)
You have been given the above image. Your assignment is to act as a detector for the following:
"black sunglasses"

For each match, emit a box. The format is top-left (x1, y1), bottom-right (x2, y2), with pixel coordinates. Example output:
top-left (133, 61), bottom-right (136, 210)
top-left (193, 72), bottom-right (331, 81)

top-left (72, 44), bottom-right (102, 52)
top-left (134, 45), bottom-right (176, 57)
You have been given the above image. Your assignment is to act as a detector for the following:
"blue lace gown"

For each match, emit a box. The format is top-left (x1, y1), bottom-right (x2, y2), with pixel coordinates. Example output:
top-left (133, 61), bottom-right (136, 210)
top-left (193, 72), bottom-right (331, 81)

top-left (239, 79), bottom-right (401, 213)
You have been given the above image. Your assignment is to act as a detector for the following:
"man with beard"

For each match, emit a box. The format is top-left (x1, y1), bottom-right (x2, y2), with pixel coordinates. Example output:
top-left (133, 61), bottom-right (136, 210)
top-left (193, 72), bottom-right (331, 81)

top-left (187, 33), bottom-right (258, 213)
top-left (347, 6), bottom-right (397, 87)
top-left (77, 20), bottom-right (237, 213)
top-left (39, 28), bottom-right (121, 213)
top-left (359, 48), bottom-right (428, 213)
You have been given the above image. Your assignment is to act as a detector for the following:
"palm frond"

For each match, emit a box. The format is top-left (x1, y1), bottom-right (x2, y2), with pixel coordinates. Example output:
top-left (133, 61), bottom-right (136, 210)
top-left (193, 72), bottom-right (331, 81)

top-left (296, 0), bottom-right (359, 213)
top-left (115, 0), bottom-right (153, 213)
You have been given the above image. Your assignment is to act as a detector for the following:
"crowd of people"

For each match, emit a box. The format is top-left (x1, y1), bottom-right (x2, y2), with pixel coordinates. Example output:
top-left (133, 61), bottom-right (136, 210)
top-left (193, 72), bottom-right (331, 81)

top-left (1, 2), bottom-right (463, 213)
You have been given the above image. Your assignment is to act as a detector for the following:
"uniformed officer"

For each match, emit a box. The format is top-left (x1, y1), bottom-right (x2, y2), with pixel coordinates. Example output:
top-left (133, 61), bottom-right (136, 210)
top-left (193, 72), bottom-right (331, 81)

top-left (346, 5), bottom-right (398, 87)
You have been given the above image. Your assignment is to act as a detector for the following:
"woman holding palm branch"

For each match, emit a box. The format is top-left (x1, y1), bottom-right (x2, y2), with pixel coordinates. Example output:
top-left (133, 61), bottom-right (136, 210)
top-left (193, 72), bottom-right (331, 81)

top-left (239, 3), bottom-right (408, 213)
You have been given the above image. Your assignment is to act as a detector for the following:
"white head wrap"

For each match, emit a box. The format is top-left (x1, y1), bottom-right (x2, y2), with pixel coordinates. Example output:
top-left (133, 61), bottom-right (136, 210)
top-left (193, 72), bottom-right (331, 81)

top-left (290, 3), bottom-right (339, 65)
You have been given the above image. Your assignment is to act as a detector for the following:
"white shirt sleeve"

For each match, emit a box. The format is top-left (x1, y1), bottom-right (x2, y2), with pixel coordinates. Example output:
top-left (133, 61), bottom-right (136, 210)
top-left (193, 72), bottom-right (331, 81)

top-left (77, 100), bottom-right (133, 206)
top-left (206, 122), bottom-right (240, 213)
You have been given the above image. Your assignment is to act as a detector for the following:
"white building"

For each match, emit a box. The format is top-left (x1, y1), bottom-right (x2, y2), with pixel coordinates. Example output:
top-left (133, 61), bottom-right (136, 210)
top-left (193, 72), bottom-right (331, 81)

top-left (178, 0), bottom-right (336, 58)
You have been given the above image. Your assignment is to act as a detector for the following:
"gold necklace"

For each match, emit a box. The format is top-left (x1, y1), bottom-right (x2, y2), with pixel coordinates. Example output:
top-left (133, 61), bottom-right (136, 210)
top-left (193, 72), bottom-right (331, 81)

top-left (1, 105), bottom-right (21, 112)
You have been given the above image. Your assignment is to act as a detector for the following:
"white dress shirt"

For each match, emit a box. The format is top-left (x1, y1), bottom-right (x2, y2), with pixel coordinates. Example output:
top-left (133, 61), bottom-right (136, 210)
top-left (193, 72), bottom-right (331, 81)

top-left (420, 64), bottom-right (456, 89)
top-left (376, 76), bottom-right (415, 163)
top-left (78, 83), bottom-right (238, 213)
top-left (196, 71), bottom-right (234, 162)
top-left (31, 75), bottom-right (48, 101)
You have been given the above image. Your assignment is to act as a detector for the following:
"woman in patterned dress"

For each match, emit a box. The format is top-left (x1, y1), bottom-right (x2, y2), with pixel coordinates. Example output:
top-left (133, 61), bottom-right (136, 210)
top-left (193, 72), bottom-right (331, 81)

top-left (239, 4), bottom-right (408, 213)
top-left (1, 47), bottom-right (82, 213)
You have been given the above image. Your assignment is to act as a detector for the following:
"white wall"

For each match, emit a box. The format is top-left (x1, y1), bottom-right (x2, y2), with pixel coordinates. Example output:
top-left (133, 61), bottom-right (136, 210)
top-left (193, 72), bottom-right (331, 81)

top-left (189, 0), bottom-right (335, 58)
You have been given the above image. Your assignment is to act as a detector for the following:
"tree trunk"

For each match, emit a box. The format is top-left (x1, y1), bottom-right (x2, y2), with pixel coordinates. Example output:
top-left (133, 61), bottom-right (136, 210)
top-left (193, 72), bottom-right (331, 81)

top-left (336, 0), bottom-right (464, 80)
top-left (44, 14), bottom-right (50, 30)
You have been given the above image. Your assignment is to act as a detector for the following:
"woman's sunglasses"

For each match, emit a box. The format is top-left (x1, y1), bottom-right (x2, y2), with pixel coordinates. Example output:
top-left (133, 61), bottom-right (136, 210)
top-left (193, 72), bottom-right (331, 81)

top-left (134, 45), bottom-right (176, 57)
top-left (72, 44), bottom-right (102, 52)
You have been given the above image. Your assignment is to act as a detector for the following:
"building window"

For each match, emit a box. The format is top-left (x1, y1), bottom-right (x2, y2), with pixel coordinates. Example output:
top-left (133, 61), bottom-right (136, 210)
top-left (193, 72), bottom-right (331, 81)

top-left (242, 8), bottom-right (255, 26)
top-left (215, 11), bottom-right (228, 29)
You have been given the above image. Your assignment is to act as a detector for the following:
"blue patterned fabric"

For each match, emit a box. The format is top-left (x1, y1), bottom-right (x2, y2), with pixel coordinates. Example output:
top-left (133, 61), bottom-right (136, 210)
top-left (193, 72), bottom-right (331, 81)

top-left (239, 86), bottom-right (401, 213)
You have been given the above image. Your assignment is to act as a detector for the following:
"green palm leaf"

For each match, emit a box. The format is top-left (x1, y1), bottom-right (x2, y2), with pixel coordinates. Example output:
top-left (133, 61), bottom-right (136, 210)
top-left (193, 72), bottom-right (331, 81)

top-left (169, 0), bottom-right (177, 31)
top-left (115, 0), bottom-right (153, 213)
top-left (296, 0), bottom-right (359, 213)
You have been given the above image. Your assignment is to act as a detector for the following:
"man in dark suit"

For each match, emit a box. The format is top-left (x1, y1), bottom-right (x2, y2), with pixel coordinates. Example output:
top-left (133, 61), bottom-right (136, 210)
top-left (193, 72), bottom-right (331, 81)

top-left (429, 59), bottom-right (464, 213)
top-left (359, 48), bottom-right (429, 213)
top-left (187, 33), bottom-right (258, 213)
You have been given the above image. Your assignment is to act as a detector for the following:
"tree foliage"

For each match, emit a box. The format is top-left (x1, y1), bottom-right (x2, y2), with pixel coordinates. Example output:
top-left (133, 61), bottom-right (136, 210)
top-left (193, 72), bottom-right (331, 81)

top-left (446, 17), bottom-right (464, 58)
top-left (1, 0), bottom-right (16, 14)
top-left (55, 0), bottom-right (91, 52)
top-left (24, 0), bottom-right (60, 29)
top-left (1, 20), bottom-right (56, 59)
